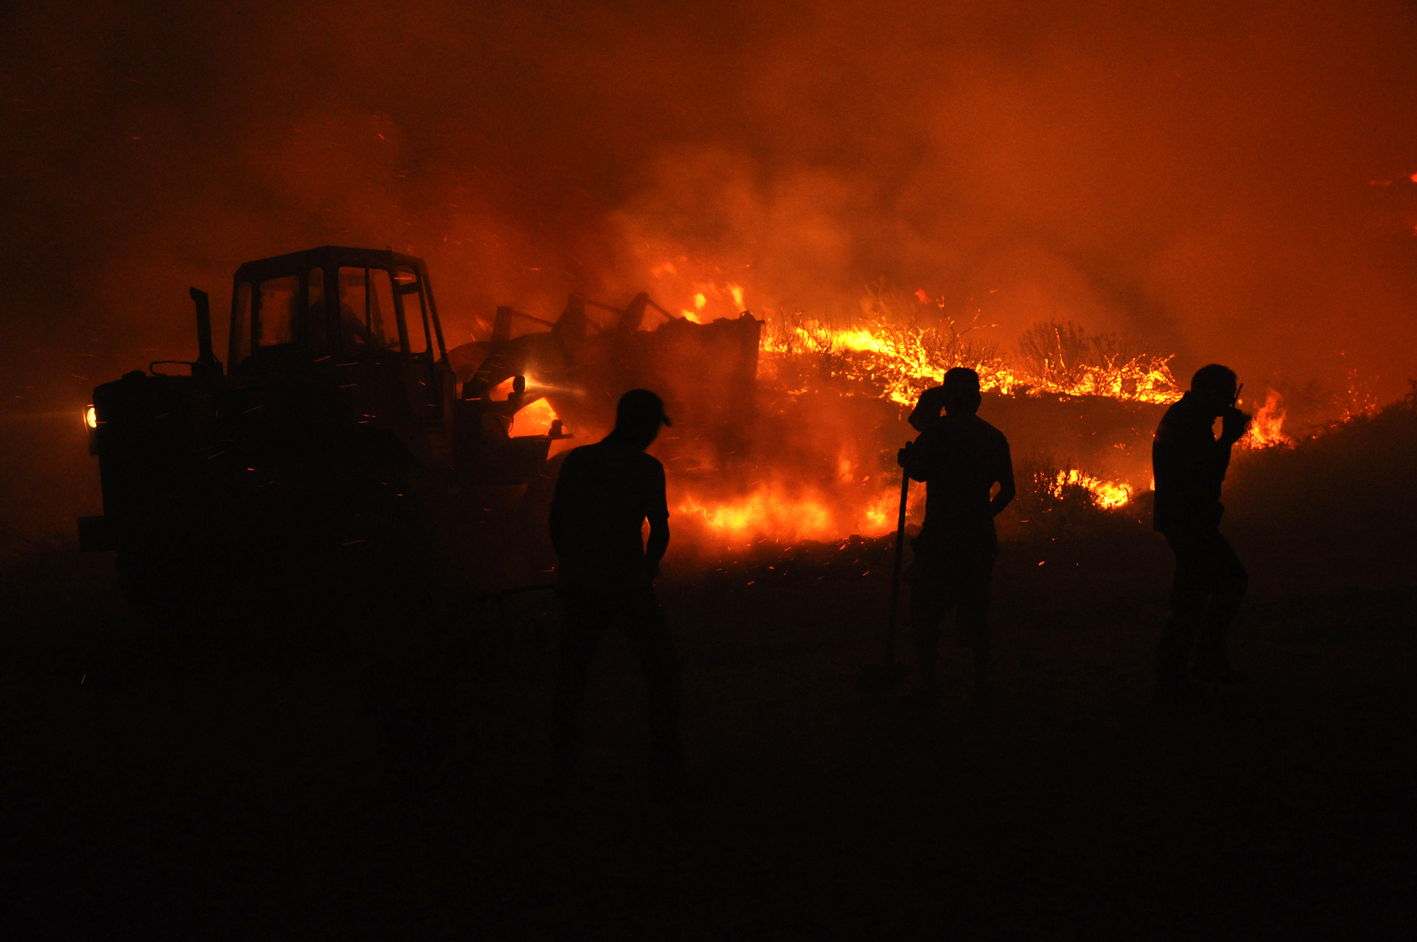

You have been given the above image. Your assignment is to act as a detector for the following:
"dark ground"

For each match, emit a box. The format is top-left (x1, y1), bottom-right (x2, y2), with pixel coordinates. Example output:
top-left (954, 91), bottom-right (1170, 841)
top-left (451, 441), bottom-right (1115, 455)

top-left (4, 405), bottom-right (1417, 939)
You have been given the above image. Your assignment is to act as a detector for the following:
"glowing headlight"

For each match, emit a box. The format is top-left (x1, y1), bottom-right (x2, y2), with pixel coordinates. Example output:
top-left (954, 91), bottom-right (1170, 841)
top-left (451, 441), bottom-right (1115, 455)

top-left (84, 405), bottom-right (98, 429)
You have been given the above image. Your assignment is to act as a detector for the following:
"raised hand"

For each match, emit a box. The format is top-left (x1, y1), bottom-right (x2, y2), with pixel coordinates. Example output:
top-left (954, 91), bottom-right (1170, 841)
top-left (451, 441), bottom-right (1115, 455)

top-left (1220, 406), bottom-right (1252, 444)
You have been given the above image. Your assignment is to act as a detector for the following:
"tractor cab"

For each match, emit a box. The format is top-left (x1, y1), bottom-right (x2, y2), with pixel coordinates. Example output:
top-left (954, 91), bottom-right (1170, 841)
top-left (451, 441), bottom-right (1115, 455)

top-left (79, 245), bottom-right (560, 615)
top-left (231, 248), bottom-right (443, 370)
top-left (226, 247), bottom-right (457, 460)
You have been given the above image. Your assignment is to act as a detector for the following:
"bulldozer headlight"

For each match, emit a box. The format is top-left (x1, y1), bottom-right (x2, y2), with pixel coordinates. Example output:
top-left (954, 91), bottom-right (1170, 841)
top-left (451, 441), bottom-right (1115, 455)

top-left (84, 405), bottom-right (98, 429)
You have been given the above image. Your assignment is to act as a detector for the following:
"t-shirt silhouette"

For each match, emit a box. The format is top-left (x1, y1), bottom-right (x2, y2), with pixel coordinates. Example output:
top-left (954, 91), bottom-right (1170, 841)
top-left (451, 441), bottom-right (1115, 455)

top-left (1153, 391), bottom-right (1231, 533)
top-left (912, 412), bottom-right (1012, 549)
top-left (552, 440), bottom-right (669, 592)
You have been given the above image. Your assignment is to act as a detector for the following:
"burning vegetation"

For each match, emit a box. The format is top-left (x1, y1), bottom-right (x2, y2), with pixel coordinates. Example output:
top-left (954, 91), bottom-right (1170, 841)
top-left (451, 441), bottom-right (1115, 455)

top-left (464, 256), bottom-right (1410, 569)
top-left (66, 234), bottom-right (1389, 612)
top-left (761, 304), bottom-right (1182, 409)
top-left (468, 270), bottom-right (1389, 561)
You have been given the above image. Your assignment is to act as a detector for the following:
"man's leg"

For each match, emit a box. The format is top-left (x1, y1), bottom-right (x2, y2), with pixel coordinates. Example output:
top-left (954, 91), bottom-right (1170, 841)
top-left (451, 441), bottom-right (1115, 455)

top-left (1159, 531), bottom-right (1208, 696)
top-left (908, 552), bottom-right (956, 702)
top-left (955, 548), bottom-right (996, 693)
top-left (552, 593), bottom-right (609, 778)
top-left (1192, 531), bottom-right (1248, 683)
top-left (617, 589), bottom-right (683, 790)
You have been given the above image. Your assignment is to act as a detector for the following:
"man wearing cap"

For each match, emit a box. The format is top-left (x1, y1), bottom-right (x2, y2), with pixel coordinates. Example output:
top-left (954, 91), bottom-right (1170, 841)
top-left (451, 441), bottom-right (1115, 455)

top-left (1152, 364), bottom-right (1252, 700)
top-left (549, 388), bottom-right (682, 792)
top-left (899, 367), bottom-right (1015, 704)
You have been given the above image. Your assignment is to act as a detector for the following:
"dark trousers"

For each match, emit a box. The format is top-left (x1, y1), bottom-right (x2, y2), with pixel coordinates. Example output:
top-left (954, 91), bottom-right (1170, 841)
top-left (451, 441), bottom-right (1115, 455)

top-left (1159, 526), bottom-right (1248, 685)
top-left (553, 587), bottom-right (682, 779)
top-left (909, 540), bottom-right (997, 666)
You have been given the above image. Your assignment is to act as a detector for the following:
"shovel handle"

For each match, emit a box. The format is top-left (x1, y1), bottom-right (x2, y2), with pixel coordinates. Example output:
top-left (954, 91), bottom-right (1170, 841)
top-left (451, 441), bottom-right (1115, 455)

top-left (884, 458), bottom-right (911, 663)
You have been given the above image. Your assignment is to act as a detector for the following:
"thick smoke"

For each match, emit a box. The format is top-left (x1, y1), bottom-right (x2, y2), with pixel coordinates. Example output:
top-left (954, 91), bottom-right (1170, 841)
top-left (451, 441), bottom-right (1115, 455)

top-left (3, 0), bottom-right (1416, 540)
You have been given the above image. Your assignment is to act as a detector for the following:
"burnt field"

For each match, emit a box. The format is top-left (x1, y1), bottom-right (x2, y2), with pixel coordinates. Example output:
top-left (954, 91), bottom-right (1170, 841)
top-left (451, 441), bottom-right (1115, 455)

top-left (4, 399), bottom-right (1417, 939)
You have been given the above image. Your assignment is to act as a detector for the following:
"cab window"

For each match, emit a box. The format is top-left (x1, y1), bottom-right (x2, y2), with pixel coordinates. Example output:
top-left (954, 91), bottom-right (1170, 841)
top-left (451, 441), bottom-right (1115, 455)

top-left (306, 268), bottom-right (327, 353)
top-left (339, 267), bottom-right (399, 355)
top-left (253, 275), bottom-right (299, 347)
top-left (230, 282), bottom-right (252, 364)
top-left (395, 268), bottom-right (431, 355)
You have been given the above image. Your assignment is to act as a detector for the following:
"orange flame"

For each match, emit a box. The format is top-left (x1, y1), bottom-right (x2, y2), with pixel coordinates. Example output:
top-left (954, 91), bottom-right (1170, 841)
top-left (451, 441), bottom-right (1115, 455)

top-left (1046, 469), bottom-right (1133, 509)
top-left (676, 483), bottom-right (914, 544)
top-left (637, 261), bottom-right (1200, 542)
top-left (645, 257), bottom-right (1179, 409)
top-left (509, 396), bottom-right (559, 436)
top-left (761, 320), bottom-right (1179, 407)
top-left (1241, 388), bottom-right (1291, 449)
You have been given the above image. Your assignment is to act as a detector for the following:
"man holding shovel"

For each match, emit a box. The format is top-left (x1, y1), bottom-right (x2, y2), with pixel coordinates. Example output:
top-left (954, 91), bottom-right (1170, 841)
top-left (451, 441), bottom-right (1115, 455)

top-left (898, 367), bottom-right (1015, 706)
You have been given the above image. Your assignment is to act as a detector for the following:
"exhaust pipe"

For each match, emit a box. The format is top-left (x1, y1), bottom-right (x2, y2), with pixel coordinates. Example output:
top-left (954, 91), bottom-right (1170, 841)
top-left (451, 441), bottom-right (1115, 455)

top-left (190, 287), bottom-right (223, 378)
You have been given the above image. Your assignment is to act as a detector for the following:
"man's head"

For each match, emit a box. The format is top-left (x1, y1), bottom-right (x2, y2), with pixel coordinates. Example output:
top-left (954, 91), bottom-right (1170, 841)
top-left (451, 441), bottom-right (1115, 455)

top-left (610, 388), bottom-right (672, 449)
top-left (1190, 364), bottom-right (1239, 414)
top-left (941, 367), bottom-right (983, 415)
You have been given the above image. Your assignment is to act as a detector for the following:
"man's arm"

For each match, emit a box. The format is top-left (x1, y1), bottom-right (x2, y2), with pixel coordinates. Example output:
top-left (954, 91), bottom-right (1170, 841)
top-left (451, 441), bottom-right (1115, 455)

top-left (908, 386), bottom-right (947, 432)
top-left (1214, 406), bottom-right (1251, 476)
top-left (1178, 409), bottom-right (1250, 485)
top-left (646, 514), bottom-right (670, 579)
top-left (991, 440), bottom-right (1016, 517)
top-left (898, 431), bottom-right (933, 483)
top-left (645, 460), bottom-right (671, 579)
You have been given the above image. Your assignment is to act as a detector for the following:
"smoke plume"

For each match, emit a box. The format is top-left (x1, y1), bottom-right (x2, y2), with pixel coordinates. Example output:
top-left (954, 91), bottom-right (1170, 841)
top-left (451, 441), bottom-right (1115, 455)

top-left (4, 0), bottom-right (1416, 539)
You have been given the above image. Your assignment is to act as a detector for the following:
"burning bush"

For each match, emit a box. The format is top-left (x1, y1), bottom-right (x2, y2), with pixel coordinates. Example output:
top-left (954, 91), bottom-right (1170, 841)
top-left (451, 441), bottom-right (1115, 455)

top-left (993, 456), bottom-right (1146, 546)
top-left (762, 309), bottom-right (1181, 410)
top-left (467, 272), bottom-right (1391, 562)
top-left (1226, 383), bottom-right (1417, 562)
top-left (661, 307), bottom-right (1175, 553)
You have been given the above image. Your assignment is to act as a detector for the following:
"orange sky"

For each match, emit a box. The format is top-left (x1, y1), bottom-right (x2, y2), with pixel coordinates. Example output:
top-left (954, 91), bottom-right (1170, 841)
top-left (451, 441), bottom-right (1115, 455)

top-left (3, 0), bottom-right (1416, 404)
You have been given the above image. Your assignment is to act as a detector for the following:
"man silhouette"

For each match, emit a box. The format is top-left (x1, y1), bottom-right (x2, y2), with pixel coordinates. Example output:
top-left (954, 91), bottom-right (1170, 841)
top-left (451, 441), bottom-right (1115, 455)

top-left (549, 389), bottom-right (682, 792)
top-left (1153, 364), bottom-right (1252, 699)
top-left (900, 367), bottom-right (1015, 704)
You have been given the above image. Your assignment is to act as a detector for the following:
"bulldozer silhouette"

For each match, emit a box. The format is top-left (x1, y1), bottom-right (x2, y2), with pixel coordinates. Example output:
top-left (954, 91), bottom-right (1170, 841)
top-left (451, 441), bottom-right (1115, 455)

top-left (78, 246), bottom-right (760, 620)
